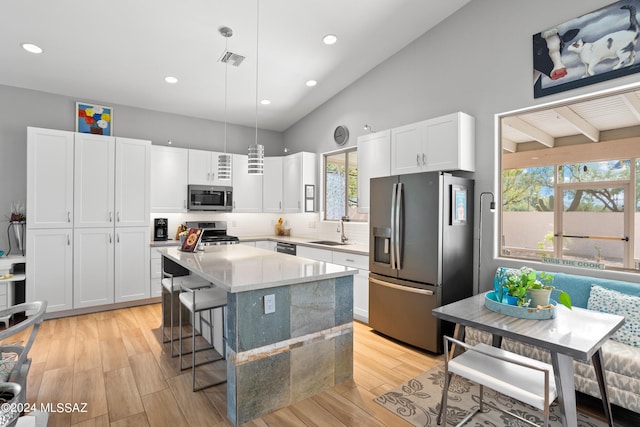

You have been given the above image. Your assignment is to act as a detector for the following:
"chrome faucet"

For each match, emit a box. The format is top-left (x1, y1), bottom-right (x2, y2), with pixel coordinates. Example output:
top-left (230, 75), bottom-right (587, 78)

top-left (339, 216), bottom-right (349, 243)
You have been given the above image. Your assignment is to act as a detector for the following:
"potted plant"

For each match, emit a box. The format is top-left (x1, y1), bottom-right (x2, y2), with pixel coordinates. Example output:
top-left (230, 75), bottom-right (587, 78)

top-left (505, 266), bottom-right (572, 309)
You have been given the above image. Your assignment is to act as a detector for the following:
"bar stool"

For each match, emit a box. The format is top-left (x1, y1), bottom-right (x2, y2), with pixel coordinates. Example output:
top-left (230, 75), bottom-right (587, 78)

top-left (178, 284), bottom-right (228, 391)
top-left (161, 270), bottom-right (211, 357)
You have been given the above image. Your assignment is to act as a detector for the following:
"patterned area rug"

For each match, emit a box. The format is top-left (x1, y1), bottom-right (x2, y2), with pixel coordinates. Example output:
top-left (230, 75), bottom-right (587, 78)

top-left (374, 363), bottom-right (607, 427)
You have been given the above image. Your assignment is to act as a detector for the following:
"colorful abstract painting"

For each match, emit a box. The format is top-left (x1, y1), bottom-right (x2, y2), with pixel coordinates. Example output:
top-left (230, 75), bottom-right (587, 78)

top-left (76, 102), bottom-right (113, 136)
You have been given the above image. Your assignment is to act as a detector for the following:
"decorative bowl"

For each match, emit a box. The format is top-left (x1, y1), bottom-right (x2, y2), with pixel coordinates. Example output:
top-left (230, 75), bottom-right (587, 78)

top-left (484, 291), bottom-right (557, 320)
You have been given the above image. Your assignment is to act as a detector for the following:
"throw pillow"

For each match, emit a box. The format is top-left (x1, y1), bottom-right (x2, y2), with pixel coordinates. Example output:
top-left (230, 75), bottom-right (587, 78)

top-left (587, 285), bottom-right (640, 347)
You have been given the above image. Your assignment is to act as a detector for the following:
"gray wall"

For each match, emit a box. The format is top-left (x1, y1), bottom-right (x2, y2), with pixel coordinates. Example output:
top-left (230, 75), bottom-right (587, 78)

top-left (0, 84), bottom-right (284, 252)
top-left (283, 0), bottom-right (640, 289)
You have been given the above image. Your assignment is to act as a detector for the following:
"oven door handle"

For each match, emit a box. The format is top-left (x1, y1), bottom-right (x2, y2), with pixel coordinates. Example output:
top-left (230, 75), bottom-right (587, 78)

top-left (369, 277), bottom-right (434, 295)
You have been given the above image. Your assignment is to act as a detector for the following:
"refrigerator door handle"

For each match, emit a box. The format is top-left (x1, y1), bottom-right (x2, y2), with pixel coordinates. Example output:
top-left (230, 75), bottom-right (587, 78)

top-left (390, 183), bottom-right (397, 269)
top-left (395, 182), bottom-right (403, 269)
top-left (370, 277), bottom-right (434, 295)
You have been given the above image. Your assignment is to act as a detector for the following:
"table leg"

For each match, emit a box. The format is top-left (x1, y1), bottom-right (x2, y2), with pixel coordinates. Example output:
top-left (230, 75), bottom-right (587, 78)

top-left (550, 352), bottom-right (577, 427)
top-left (592, 348), bottom-right (614, 427)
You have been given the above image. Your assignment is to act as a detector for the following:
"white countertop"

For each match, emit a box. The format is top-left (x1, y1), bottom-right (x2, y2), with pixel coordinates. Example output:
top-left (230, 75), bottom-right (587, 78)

top-left (157, 245), bottom-right (357, 293)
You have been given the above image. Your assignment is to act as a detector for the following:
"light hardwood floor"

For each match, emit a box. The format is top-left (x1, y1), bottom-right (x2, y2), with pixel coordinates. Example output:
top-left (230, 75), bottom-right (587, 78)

top-left (11, 303), bottom-right (441, 427)
top-left (8, 303), bottom-right (632, 426)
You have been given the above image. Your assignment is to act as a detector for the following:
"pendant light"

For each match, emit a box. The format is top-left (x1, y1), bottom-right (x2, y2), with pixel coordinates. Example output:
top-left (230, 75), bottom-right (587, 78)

top-left (217, 26), bottom-right (232, 181)
top-left (248, 0), bottom-right (264, 175)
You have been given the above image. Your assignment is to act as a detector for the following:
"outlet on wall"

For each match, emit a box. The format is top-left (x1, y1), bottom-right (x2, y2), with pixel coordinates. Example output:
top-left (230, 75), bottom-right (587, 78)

top-left (264, 294), bottom-right (275, 314)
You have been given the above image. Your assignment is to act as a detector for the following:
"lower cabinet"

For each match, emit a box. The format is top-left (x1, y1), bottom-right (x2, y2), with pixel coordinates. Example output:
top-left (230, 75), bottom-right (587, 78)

top-left (115, 227), bottom-right (150, 302)
top-left (26, 228), bottom-right (74, 313)
top-left (296, 245), bottom-right (369, 323)
top-left (255, 240), bottom-right (276, 251)
top-left (150, 247), bottom-right (162, 297)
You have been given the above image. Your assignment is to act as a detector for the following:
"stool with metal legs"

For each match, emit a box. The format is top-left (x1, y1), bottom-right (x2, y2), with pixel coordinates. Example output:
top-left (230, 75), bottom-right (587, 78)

top-left (178, 284), bottom-right (228, 391)
top-left (161, 269), bottom-right (211, 357)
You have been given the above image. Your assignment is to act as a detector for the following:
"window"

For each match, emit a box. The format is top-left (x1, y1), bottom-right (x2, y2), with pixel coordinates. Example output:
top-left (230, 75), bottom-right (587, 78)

top-left (499, 87), bottom-right (640, 273)
top-left (323, 148), bottom-right (366, 221)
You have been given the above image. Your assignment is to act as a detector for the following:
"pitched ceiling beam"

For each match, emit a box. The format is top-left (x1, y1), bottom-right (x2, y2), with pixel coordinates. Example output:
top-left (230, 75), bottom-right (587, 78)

top-left (553, 106), bottom-right (599, 142)
top-left (501, 138), bottom-right (517, 153)
top-left (621, 92), bottom-right (640, 123)
top-left (502, 116), bottom-right (555, 148)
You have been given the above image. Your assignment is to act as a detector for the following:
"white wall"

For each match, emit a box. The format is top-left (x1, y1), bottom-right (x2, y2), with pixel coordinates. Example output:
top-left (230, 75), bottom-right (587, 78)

top-left (282, 0), bottom-right (640, 289)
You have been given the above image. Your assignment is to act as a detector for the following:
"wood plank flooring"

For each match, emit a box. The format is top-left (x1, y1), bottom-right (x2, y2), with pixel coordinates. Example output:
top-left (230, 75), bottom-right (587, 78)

top-left (5, 303), bottom-right (632, 426)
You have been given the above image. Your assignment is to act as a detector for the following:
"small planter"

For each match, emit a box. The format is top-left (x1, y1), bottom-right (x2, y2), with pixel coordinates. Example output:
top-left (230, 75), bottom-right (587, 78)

top-left (527, 288), bottom-right (552, 307)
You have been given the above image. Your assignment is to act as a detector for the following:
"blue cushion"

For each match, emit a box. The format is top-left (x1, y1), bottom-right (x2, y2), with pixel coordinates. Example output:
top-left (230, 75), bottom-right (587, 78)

top-left (549, 272), bottom-right (640, 309)
top-left (587, 285), bottom-right (640, 347)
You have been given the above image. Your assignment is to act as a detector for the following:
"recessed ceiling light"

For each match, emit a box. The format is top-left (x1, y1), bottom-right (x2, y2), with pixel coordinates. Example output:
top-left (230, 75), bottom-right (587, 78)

top-left (164, 76), bottom-right (178, 84)
top-left (322, 34), bottom-right (337, 45)
top-left (306, 80), bottom-right (317, 87)
top-left (22, 43), bottom-right (43, 54)
top-left (260, 99), bottom-right (271, 105)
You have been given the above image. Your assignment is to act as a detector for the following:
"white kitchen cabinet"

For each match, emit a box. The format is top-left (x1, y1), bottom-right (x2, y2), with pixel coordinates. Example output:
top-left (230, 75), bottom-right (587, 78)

top-left (255, 240), bottom-right (276, 251)
top-left (188, 149), bottom-right (232, 186)
top-left (231, 154), bottom-right (263, 213)
top-left (115, 227), bottom-right (150, 302)
top-left (27, 127), bottom-right (74, 229)
top-left (239, 242), bottom-right (256, 247)
top-left (332, 251), bottom-right (369, 324)
top-left (390, 112), bottom-right (475, 175)
top-left (263, 157), bottom-right (284, 213)
top-left (26, 228), bottom-right (73, 312)
top-left (296, 245), bottom-right (332, 262)
top-left (74, 228), bottom-right (114, 308)
top-left (151, 145), bottom-right (188, 212)
top-left (283, 152), bottom-right (317, 213)
top-left (74, 133), bottom-right (115, 228)
top-left (357, 130), bottom-right (391, 213)
top-left (116, 138), bottom-right (151, 227)
top-left (150, 247), bottom-right (162, 297)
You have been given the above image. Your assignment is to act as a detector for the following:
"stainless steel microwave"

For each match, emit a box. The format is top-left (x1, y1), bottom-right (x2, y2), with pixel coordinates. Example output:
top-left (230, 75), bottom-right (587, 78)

top-left (188, 185), bottom-right (233, 211)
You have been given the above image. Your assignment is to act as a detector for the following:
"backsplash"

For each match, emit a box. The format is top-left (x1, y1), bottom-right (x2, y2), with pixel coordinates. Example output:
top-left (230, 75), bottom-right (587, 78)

top-left (150, 212), bottom-right (369, 246)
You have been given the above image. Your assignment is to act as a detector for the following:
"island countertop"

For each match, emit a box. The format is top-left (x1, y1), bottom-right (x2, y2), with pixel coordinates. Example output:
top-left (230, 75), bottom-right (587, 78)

top-left (157, 245), bottom-right (357, 293)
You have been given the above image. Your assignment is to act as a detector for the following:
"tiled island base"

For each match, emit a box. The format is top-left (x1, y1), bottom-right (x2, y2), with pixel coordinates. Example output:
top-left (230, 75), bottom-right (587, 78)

top-left (226, 276), bottom-right (354, 425)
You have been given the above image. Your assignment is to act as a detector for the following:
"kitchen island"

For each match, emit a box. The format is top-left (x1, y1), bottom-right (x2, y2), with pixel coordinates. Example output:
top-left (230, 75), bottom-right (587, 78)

top-left (157, 245), bottom-right (357, 425)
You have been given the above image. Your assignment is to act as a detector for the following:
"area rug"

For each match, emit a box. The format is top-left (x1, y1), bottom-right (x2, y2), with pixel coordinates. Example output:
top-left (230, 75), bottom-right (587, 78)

top-left (374, 364), bottom-right (607, 427)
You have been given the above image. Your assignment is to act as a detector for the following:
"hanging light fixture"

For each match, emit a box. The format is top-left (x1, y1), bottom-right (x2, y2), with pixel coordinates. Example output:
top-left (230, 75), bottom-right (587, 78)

top-left (248, 0), bottom-right (264, 175)
top-left (217, 26), bottom-right (233, 181)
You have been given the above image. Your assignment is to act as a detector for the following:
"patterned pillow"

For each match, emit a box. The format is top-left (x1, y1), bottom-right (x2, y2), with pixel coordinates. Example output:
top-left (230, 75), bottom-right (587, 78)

top-left (587, 285), bottom-right (640, 347)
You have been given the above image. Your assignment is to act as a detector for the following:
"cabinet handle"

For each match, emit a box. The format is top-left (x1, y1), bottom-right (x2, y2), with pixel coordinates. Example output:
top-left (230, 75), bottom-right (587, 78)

top-left (207, 172), bottom-right (210, 181)
top-left (279, 201), bottom-right (282, 209)
top-left (67, 234), bottom-right (71, 245)
top-left (298, 201), bottom-right (301, 209)
top-left (422, 153), bottom-right (426, 165)
top-left (109, 234), bottom-right (112, 244)
top-left (67, 212), bottom-right (71, 223)
top-left (117, 212), bottom-right (120, 222)
top-left (117, 233), bottom-right (120, 243)
top-left (345, 258), bottom-right (355, 262)
top-left (109, 212), bottom-right (113, 222)
top-left (211, 171), bottom-right (214, 181)
top-left (416, 154), bottom-right (420, 166)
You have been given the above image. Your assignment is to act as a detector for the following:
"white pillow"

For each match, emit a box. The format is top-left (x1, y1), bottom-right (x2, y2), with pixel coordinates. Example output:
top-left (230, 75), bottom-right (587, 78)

top-left (587, 285), bottom-right (640, 347)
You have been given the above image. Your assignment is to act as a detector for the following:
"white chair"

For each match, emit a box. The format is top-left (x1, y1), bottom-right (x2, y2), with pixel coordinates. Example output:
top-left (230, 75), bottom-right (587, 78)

top-left (161, 270), bottom-right (211, 357)
top-left (178, 285), bottom-right (228, 392)
top-left (438, 335), bottom-right (557, 427)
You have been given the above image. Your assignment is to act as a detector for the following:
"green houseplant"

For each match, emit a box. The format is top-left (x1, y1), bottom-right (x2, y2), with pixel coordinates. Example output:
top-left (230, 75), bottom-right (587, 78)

top-left (505, 267), bottom-right (572, 309)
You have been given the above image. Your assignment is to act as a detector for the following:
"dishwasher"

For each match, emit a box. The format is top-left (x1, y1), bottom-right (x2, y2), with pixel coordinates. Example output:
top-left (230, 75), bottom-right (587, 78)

top-left (275, 242), bottom-right (296, 255)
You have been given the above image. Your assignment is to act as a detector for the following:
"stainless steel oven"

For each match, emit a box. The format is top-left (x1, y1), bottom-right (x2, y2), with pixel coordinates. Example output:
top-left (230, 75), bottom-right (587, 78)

top-left (188, 185), bottom-right (232, 211)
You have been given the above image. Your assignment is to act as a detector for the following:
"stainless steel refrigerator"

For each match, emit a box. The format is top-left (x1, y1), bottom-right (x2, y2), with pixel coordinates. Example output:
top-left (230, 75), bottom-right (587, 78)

top-left (369, 171), bottom-right (474, 353)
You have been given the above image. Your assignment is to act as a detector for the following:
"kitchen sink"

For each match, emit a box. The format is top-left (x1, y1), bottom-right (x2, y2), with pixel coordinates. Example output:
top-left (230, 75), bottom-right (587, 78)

top-left (309, 240), bottom-right (347, 246)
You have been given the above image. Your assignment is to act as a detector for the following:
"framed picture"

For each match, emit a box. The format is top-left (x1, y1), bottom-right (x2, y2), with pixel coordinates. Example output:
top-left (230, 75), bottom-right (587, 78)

top-left (533, 0), bottom-right (640, 98)
top-left (452, 186), bottom-right (467, 225)
top-left (76, 102), bottom-right (113, 136)
top-left (305, 184), bottom-right (315, 212)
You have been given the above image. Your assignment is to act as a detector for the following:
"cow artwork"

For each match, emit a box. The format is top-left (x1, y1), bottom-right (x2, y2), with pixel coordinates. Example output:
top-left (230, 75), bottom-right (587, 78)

top-left (533, 0), bottom-right (640, 98)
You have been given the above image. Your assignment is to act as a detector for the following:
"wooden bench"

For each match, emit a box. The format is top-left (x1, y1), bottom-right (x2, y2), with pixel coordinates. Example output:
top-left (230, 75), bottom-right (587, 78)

top-left (438, 336), bottom-right (557, 427)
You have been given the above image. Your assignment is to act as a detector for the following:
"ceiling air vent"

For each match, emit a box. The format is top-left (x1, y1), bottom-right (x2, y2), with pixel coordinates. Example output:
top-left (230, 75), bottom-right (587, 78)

top-left (219, 50), bottom-right (245, 67)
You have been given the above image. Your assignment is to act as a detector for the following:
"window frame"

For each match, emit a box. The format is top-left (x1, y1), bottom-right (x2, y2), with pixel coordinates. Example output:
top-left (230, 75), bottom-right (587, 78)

top-left (322, 146), bottom-right (364, 222)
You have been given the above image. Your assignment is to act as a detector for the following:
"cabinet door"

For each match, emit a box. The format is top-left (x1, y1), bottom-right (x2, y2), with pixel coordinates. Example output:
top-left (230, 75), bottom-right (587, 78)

top-left (74, 228), bottom-right (114, 308)
top-left (27, 128), bottom-right (75, 228)
top-left (231, 154), bottom-right (263, 213)
top-left (296, 246), bottom-right (332, 262)
top-left (282, 154), bottom-right (302, 212)
top-left (357, 130), bottom-right (391, 213)
top-left (353, 270), bottom-right (369, 324)
top-left (150, 247), bottom-right (162, 297)
top-left (390, 122), bottom-right (423, 176)
top-left (115, 227), bottom-right (150, 302)
top-left (255, 240), bottom-right (276, 251)
top-left (74, 134), bottom-right (115, 228)
top-left (188, 149), bottom-right (213, 185)
top-left (26, 228), bottom-right (73, 312)
top-left (424, 112), bottom-right (475, 172)
top-left (116, 138), bottom-right (151, 226)
top-left (151, 145), bottom-right (188, 212)
top-left (263, 157), bottom-right (283, 213)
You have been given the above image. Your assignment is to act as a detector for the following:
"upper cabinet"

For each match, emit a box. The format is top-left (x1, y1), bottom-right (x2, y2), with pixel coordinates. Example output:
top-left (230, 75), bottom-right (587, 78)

top-left (27, 127), bottom-right (75, 229)
top-left (283, 152), bottom-right (317, 213)
top-left (188, 149), bottom-right (232, 186)
top-left (390, 112), bottom-right (475, 175)
top-left (357, 130), bottom-right (391, 214)
top-left (232, 154), bottom-right (263, 213)
top-left (151, 145), bottom-right (188, 213)
top-left (263, 157), bottom-right (284, 213)
top-left (115, 138), bottom-right (151, 226)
